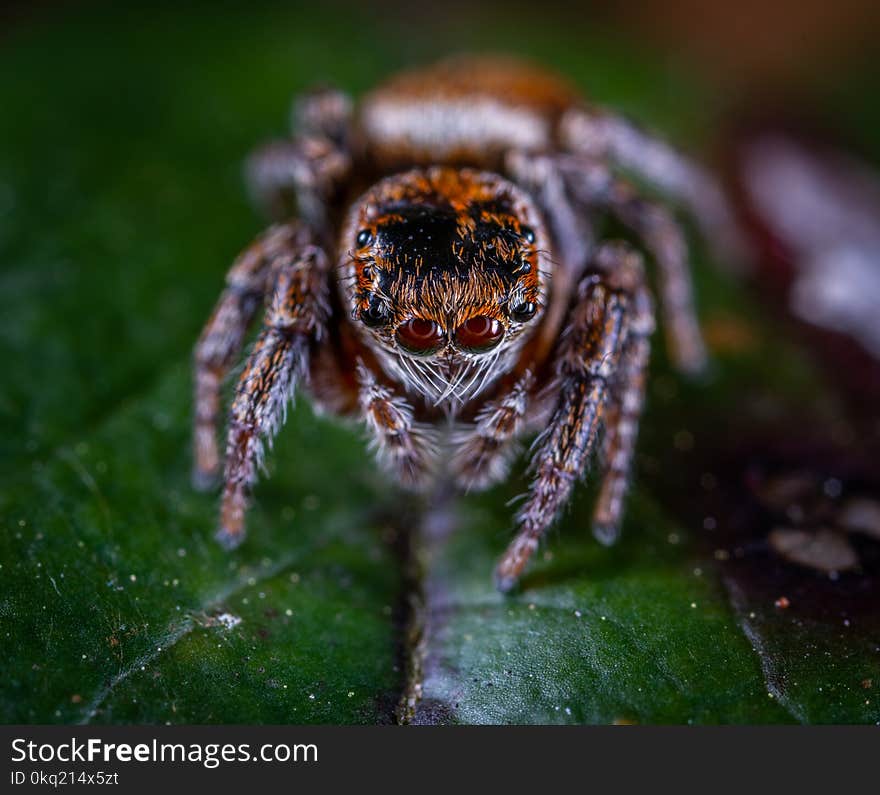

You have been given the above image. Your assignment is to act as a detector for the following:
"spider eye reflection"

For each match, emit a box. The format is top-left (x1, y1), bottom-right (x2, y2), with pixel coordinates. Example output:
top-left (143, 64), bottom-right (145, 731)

top-left (356, 228), bottom-right (374, 247)
top-left (360, 300), bottom-right (388, 328)
top-left (455, 316), bottom-right (504, 353)
top-left (509, 301), bottom-right (538, 323)
top-left (396, 318), bottom-right (445, 355)
top-left (520, 225), bottom-right (536, 244)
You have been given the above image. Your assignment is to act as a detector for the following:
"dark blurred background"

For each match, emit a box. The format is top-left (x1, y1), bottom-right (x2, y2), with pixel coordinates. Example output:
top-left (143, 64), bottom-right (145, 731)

top-left (4, 0), bottom-right (879, 90)
top-left (3, 0), bottom-right (878, 166)
top-left (5, 1), bottom-right (878, 83)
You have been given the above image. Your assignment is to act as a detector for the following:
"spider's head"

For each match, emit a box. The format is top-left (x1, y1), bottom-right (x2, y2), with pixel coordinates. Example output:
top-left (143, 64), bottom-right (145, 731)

top-left (339, 167), bottom-right (549, 404)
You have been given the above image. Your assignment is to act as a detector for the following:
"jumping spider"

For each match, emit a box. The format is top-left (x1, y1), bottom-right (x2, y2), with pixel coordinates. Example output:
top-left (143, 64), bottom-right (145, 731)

top-left (193, 56), bottom-right (738, 590)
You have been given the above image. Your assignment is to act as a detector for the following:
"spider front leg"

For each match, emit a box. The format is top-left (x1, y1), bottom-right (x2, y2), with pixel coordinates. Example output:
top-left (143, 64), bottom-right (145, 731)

top-left (216, 239), bottom-right (330, 549)
top-left (193, 222), bottom-right (312, 489)
top-left (356, 362), bottom-right (437, 490)
top-left (495, 242), bottom-right (651, 591)
top-left (560, 107), bottom-right (748, 266)
top-left (451, 371), bottom-right (535, 492)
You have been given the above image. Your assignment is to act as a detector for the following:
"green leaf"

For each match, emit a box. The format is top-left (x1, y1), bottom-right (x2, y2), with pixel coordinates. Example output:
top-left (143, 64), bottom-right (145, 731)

top-left (403, 492), bottom-right (793, 725)
top-left (1, 364), bottom-right (404, 723)
top-left (2, 1), bottom-right (878, 725)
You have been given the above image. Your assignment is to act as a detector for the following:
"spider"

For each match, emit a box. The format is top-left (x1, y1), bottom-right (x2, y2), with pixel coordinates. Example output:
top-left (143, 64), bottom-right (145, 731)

top-left (192, 55), bottom-right (739, 591)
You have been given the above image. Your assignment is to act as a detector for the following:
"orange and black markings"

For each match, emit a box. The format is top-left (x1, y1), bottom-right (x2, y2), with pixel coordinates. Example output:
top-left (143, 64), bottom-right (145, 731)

top-left (191, 54), bottom-right (733, 590)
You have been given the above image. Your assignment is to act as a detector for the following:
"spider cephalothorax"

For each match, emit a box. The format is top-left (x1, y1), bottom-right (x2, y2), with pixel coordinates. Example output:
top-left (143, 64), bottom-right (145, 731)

top-left (192, 55), bottom-right (741, 590)
top-left (340, 167), bottom-right (548, 405)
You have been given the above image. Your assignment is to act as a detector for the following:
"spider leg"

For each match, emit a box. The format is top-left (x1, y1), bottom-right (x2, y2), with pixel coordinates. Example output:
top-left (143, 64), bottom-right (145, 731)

top-left (291, 86), bottom-right (353, 146)
top-left (560, 107), bottom-right (748, 265)
top-left (451, 371), bottom-right (535, 492)
top-left (245, 135), bottom-right (350, 228)
top-left (559, 158), bottom-right (706, 374)
top-left (495, 242), bottom-right (649, 591)
top-left (505, 150), bottom-right (592, 280)
top-left (192, 222), bottom-right (311, 489)
top-left (247, 87), bottom-right (353, 225)
top-left (608, 179), bottom-right (705, 374)
top-left (216, 238), bottom-right (330, 549)
top-left (355, 362), bottom-right (438, 490)
top-left (592, 277), bottom-right (654, 546)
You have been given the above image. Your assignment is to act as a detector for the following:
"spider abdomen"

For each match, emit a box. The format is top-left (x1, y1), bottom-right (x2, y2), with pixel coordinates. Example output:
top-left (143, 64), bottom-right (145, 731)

top-left (359, 55), bottom-right (582, 169)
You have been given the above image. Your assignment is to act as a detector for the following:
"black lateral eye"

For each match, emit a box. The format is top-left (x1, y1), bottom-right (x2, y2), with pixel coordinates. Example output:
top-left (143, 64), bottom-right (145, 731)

top-left (520, 226), bottom-right (536, 244)
top-left (360, 299), bottom-right (388, 327)
top-left (356, 228), bottom-right (374, 247)
top-left (510, 301), bottom-right (538, 322)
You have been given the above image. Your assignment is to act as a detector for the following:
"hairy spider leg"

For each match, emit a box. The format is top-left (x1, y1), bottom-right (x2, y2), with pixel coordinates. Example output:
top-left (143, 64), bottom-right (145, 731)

top-left (245, 136), bottom-right (351, 228)
top-left (292, 86), bottom-right (354, 146)
top-left (494, 242), bottom-right (650, 591)
top-left (561, 107), bottom-right (748, 267)
top-left (193, 222), bottom-right (312, 488)
top-left (558, 156), bottom-right (706, 374)
top-left (591, 248), bottom-right (654, 545)
top-left (246, 88), bottom-right (353, 226)
top-left (216, 235), bottom-right (330, 549)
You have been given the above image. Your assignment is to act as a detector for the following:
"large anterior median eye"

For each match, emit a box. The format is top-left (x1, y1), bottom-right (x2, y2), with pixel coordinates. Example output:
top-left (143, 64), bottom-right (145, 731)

top-left (455, 316), bottom-right (504, 353)
top-left (396, 318), bottom-right (445, 355)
